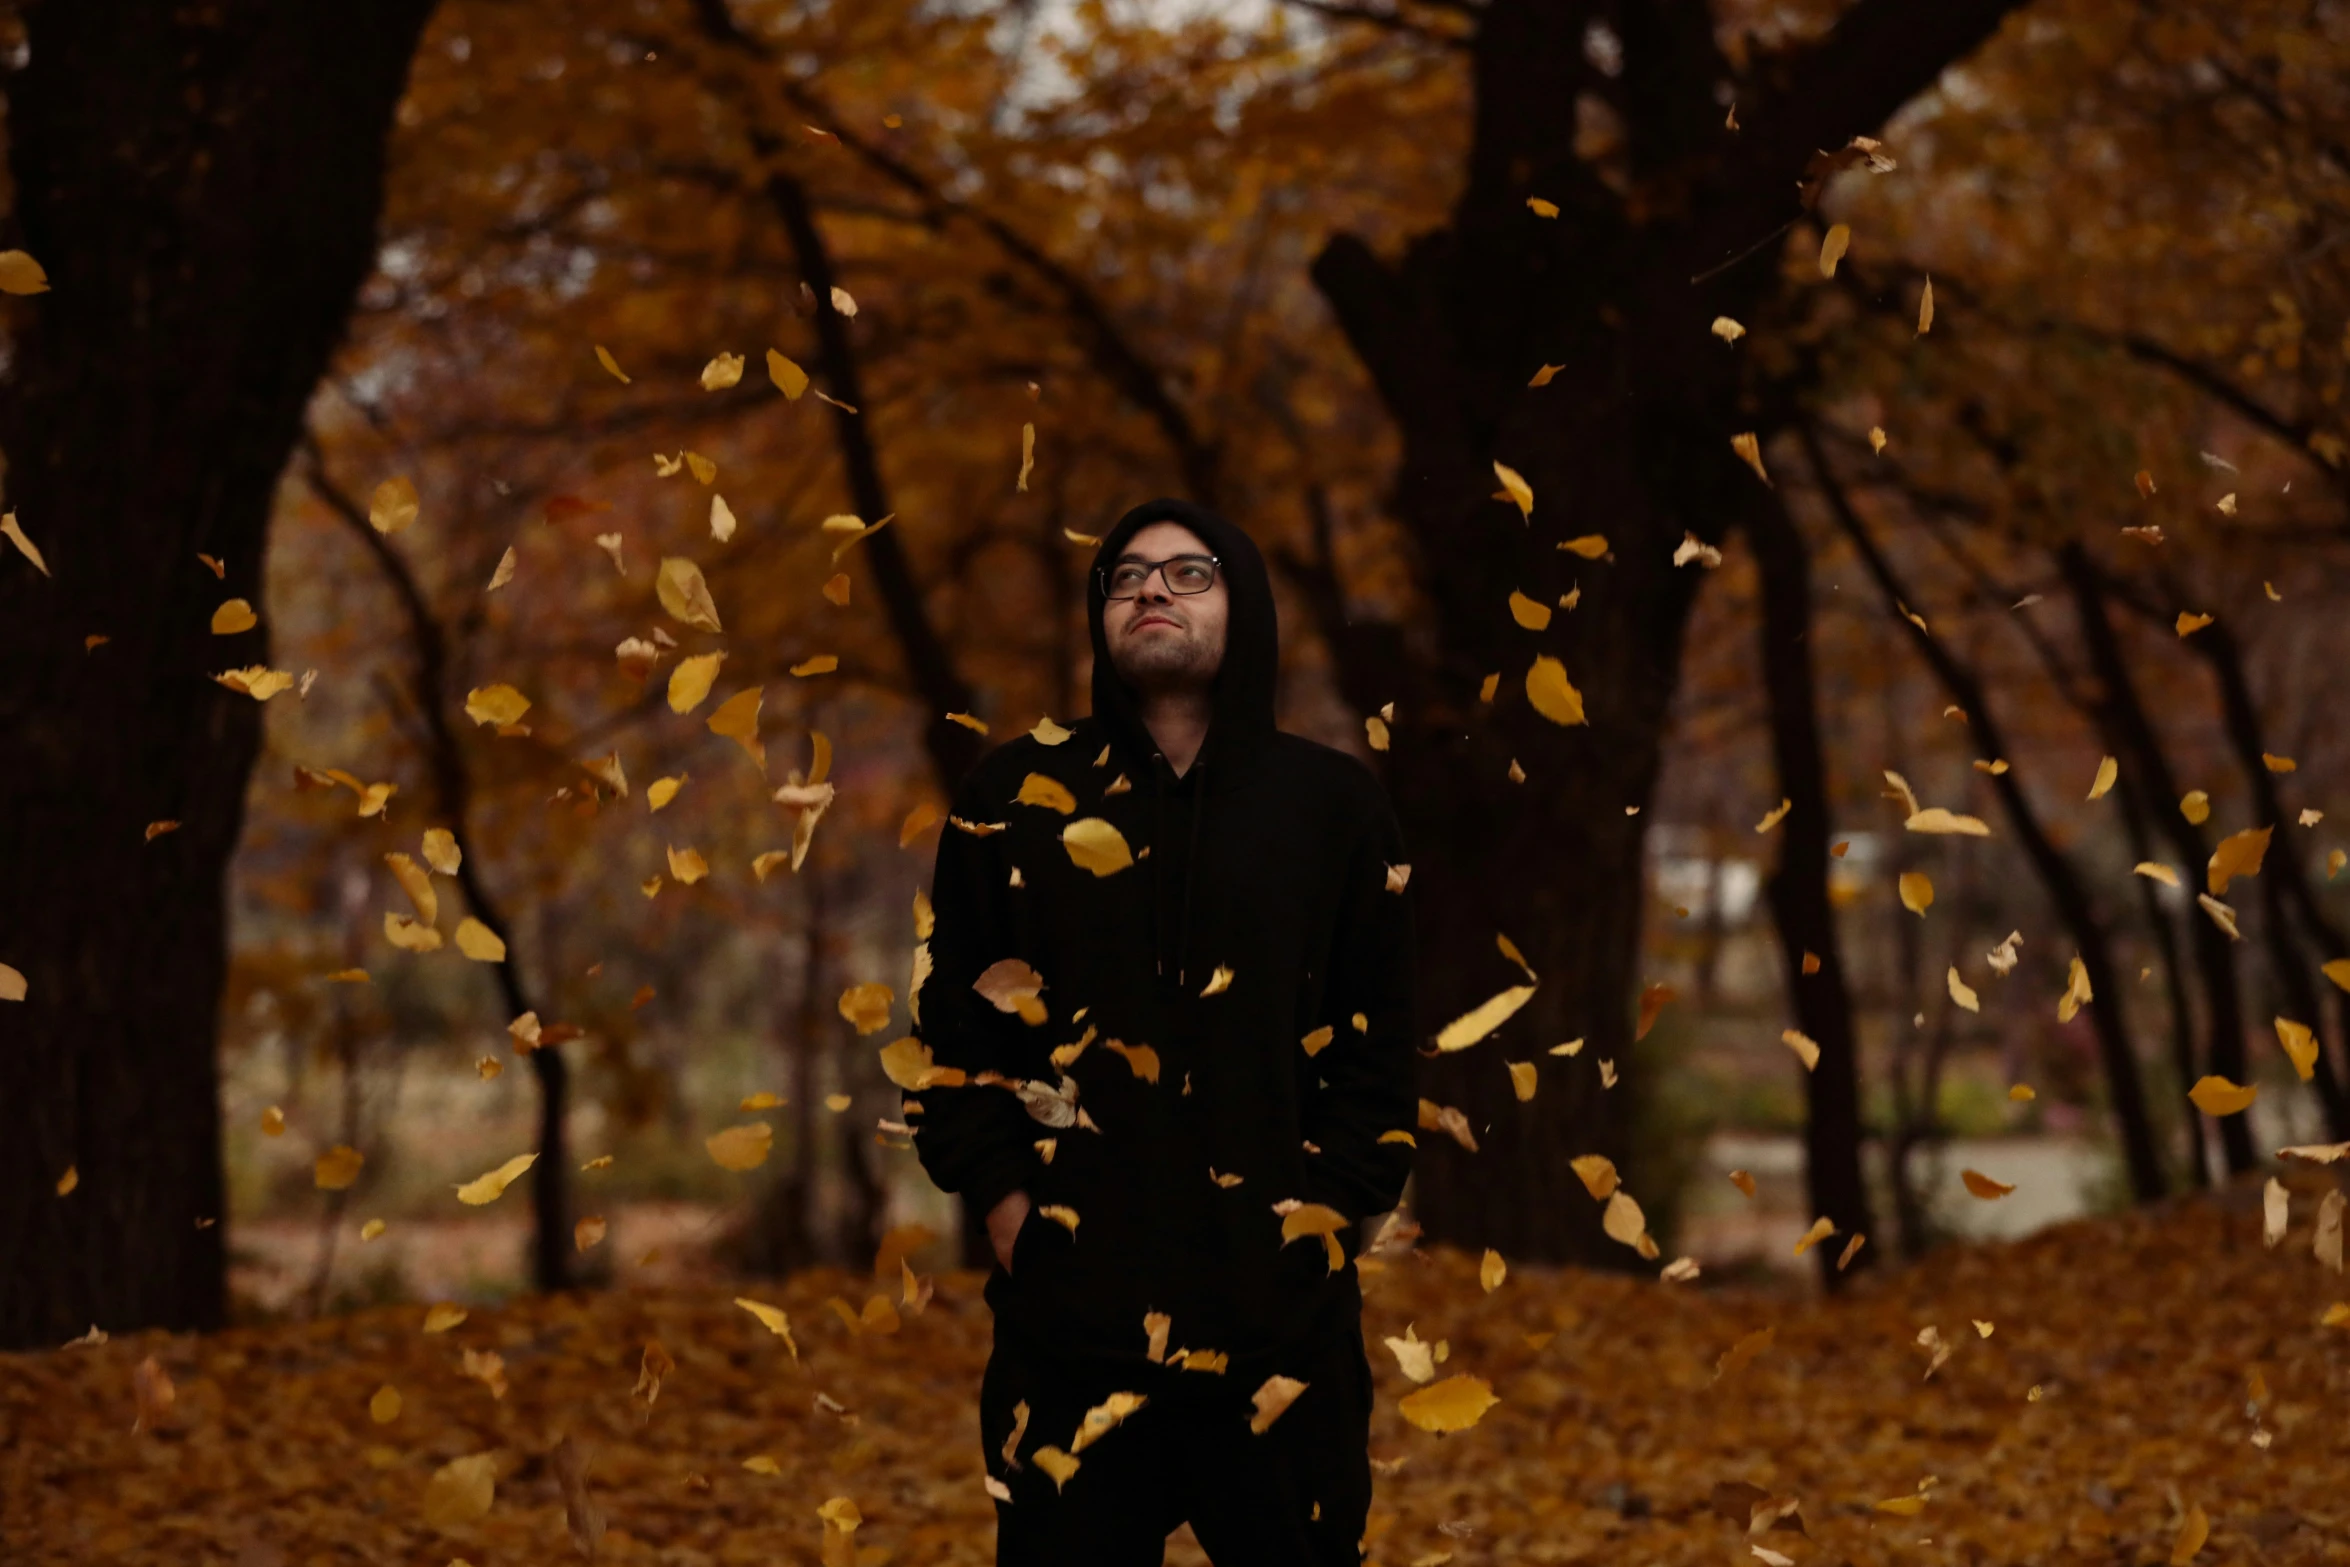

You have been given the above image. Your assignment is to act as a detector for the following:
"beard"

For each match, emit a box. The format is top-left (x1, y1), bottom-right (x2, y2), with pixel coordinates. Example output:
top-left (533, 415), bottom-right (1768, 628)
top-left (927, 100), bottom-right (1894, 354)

top-left (1111, 622), bottom-right (1219, 691)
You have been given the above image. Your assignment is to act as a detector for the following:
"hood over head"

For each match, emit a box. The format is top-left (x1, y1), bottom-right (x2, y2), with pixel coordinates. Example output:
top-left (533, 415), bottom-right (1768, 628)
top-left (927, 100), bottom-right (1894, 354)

top-left (1086, 497), bottom-right (1279, 788)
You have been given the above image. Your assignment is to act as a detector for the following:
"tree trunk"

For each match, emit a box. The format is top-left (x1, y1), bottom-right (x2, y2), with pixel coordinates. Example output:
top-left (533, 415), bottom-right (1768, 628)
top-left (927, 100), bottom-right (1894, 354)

top-left (0, 0), bottom-right (435, 1349)
top-left (2056, 548), bottom-right (2257, 1174)
top-left (1305, 0), bottom-right (2028, 1257)
top-left (1745, 488), bottom-right (1875, 1283)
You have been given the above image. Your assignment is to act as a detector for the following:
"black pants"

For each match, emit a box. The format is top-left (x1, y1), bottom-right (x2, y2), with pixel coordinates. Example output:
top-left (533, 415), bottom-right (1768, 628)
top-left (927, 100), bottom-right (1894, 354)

top-left (979, 1314), bottom-right (1375, 1565)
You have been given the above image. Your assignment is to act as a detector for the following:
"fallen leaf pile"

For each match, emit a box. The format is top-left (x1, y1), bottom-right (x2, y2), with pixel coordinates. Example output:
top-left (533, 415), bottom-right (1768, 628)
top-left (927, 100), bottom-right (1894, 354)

top-left (4, 1185), bottom-right (2343, 1565)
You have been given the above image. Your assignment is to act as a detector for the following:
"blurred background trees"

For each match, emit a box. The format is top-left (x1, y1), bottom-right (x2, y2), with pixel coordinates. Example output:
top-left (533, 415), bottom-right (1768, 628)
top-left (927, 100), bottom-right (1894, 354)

top-left (5, 0), bottom-right (2349, 1346)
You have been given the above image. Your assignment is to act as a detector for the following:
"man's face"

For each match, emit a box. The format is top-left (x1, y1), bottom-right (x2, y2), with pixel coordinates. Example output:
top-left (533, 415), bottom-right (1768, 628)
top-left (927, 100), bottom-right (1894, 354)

top-left (1102, 521), bottom-right (1229, 695)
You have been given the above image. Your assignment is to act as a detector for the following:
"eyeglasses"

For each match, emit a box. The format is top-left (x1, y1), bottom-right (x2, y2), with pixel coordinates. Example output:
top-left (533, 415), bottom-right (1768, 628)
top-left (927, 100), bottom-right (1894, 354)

top-left (1100, 553), bottom-right (1221, 600)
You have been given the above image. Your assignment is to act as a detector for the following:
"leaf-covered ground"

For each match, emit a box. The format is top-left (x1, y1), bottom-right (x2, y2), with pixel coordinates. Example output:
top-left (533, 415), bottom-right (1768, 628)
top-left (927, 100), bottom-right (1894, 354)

top-left (5, 1182), bottom-right (2345, 1567)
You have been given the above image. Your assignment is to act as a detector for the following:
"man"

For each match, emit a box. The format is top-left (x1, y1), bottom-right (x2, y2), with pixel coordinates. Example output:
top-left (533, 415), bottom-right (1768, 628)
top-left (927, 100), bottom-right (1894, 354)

top-left (906, 497), bottom-right (1417, 1565)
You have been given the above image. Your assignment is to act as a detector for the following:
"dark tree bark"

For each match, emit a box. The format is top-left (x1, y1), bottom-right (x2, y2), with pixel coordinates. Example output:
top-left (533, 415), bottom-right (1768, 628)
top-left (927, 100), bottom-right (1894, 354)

top-left (0, 0), bottom-right (437, 1349)
top-left (2055, 547), bottom-right (2258, 1175)
top-left (1305, 0), bottom-right (2029, 1257)
top-left (1744, 487), bottom-right (1874, 1284)
top-left (1805, 427), bottom-right (2167, 1203)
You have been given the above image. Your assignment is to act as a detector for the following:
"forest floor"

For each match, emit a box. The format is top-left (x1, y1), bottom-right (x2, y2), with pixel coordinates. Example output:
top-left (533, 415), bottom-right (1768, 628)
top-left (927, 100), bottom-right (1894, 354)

top-left (3, 1176), bottom-right (2345, 1567)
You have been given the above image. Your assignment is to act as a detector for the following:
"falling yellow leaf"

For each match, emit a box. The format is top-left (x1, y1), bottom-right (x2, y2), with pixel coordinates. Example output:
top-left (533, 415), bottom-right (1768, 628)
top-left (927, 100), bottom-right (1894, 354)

top-left (1906, 807), bottom-right (1990, 836)
top-left (709, 494), bottom-right (737, 543)
top-left (2010, 1084), bottom-right (2036, 1101)
top-left (767, 349), bottom-right (809, 398)
top-left (656, 557), bottom-right (723, 633)
top-left (822, 572), bottom-right (851, 605)
top-left (1948, 968), bottom-right (1980, 1012)
top-left (1, 512), bottom-right (49, 575)
top-left (2277, 1017), bottom-right (2319, 1081)
top-left (1875, 1496), bottom-right (1928, 1518)
top-left (2058, 954), bottom-right (2094, 1022)
top-left (1794, 1216), bottom-right (1837, 1256)
top-left (2324, 959), bottom-right (2350, 993)
top-left (1819, 222), bottom-right (1851, 277)
top-left (1781, 1029), bottom-right (1820, 1070)
top-left (667, 652), bottom-right (725, 713)
top-left (210, 599), bottom-right (257, 635)
top-left (1018, 773), bottom-right (1077, 814)
top-left (707, 1122), bottom-right (774, 1171)
top-left (1062, 817), bottom-right (1133, 877)
top-left (666, 845), bottom-right (709, 885)
top-left (464, 684), bottom-right (530, 727)
top-left (369, 476), bottom-right (419, 536)
top-left (707, 687), bottom-right (764, 768)
top-left (2171, 1505), bottom-right (2209, 1565)
top-left (648, 776), bottom-right (686, 812)
top-left (1711, 316), bottom-right (1746, 343)
top-left (370, 1385), bottom-right (402, 1424)
top-left (1506, 1060), bottom-right (1537, 1101)
top-left (1917, 275), bottom-right (1934, 334)
top-left (2208, 826), bottom-right (2272, 895)
top-left (1962, 1169), bottom-right (2014, 1199)
top-left (701, 352), bottom-right (744, 389)
top-left (422, 1452), bottom-right (498, 1530)
top-left (1525, 655), bottom-right (1586, 726)
top-left (1493, 460), bottom-right (1534, 520)
top-left (1602, 1189), bottom-right (1647, 1249)
top-left (0, 963), bottom-right (24, 1002)
top-left (1898, 871), bottom-right (1934, 915)
top-left (1731, 432), bottom-right (1770, 485)
top-left (55, 1165), bottom-right (77, 1195)
top-left (1714, 1325), bottom-right (1774, 1382)
top-left (2265, 752), bottom-right (2297, 773)
top-left (455, 1153), bottom-right (537, 1206)
top-left (1571, 1155), bottom-right (1619, 1199)
top-left (575, 1216), bottom-right (607, 1252)
top-left (735, 1297), bottom-right (800, 1360)
top-left (1507, 590), bottom-right (1552, 631)
top-left (1398, 1374), bottom-right (1499, 1433)
top-left (2134, 862), bottom-right (2180, 887)
top-left (454, 919), bottom-right (506, 963)
top-left (2087, 756), bottom-right (2118, 800)
top-left (1017, 422), bottom-right (1036, 493)
top-left (1730, 1169), bottom-right (1758, 1197)
top-left (594, 344), bottom-right (631, 383)
top-left (791, 654), bottom-right (839, 677)
top-left (1436, 985), bottom-right (1536, 1052)
top-left (2188, 1076), bottom-right (2258, 1116)
top-left (384, 852), bottom-right (437, 926)
top-left (421, 828), bottom-right (461, 876)
top-left (383, 912), bottom-right (441, 953)
top-left (2175, 611), bottom-right (2213, 637)
top-left (1756, 798), bottom-right (1793, 833)
top-left (422, 1303), bottom-right (467, 1333)
top-left (838, 983), bottom-right (894, 1036)
top-left (0, 249), bottom-right (52, 294)
top-left (2180, 790), bottom-right (2211, 824)
top-left (1558, 535), bottom-right (1610, 560)
top-left (315, 1145), bottom-right (365, 1191)
top-left (1032, 1447), bottom-right (1080, 1491)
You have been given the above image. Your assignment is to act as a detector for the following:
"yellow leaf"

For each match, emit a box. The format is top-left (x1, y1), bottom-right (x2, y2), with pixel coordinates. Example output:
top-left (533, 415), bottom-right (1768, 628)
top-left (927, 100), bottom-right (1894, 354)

top-left (707, 1122), bottom-right (774, 1171)
top-left (1525, 655), bottom-right (1586, 726)
top-left (1038, 1204), bottom-right (1080, 1234)
top-left (594, 344), bottom-right (631, 383)
top-left (2058, 954), bottom-right (2094, 1021)
top-left (1917, 275), bottom-right (1934, 335)
top-left (464, 684), bottom-right (530, 727)
top-left (0, 512), bottom-right (49, 575)
top-left (421, 1452), bottom-right (497, 1530)
top-left (701, 688), bottom-right (766, 772)
top-left (1018, 773), bottom-right (1077, 813)
top-left (1875, 1496), bottom-right (1928, 1518)
top-left (1364, 714), bottom-right (1389, 751)
top-left (1571, 1155), bottom-right (1619, 1199)
top-left (791, 654), bottom-right (839, 677)
top-left (455, 1153), bottom-right (537, 1205)
top-left (741, 1455), bottom-right (782, 1476)
top-left (2181, 790), bottom-right (2211, 824)
top-left (1962, 1168), bottom-right (2014, 1199)
top-left (1794, 1216), bottom-right (1836, 1256)
top-left (1898, 871), bottom-right (1934, 915)
top-left (1493, 460), bottom-right (1534, 520)
top-left (838, 982), bottom-right (894, 1036)
top-left (370, 1385), bottom-right (402, 1424)
top-left (315, 1145), bottom-right (365, 1190)
top-left (667, 652), bottom-right (725, 713)
top-left (2087, 755), bottom-right (2118, 800)
top-left (1062, 817), bottom-right (1133, 877)
top-left (1710, 316), bottom-right (1746, 343)
top-left (666, 845), bottom-right (709, 885)
top-left (1756, 797), bottom-right (1792, 833)
top-left (1713, 1325), bottom-right (1774, 1381)
top-left (1105, 1040), bottom-right (1161, 1082)
top-left (1819, 222), bottom-right (1850, 277)
top-left (1507, 1060), bottom-right (1537, 1101)
top-left (454, 919), bottom-right (506, 963)
top-left (1200, 965), bottom-right (1235, 997)
top-left (2134, 862), bottom-right (2180, 886)
top-left (710, 494), bottom-right (737, 542)
top-left (1905, 807), bottom-right (1990, 836)
top-left (383, 912), bottom-right (442, 953)
top-left (1525, 196), bottom-right (1559, 217)
top-left (1781, 1029), bottom-right (1820, 1070)
top-left (2277, 1017), bottom-right (2319, 1081)
top-left (2265, 752), bottom-right (2297, 773)
top-left (369, 476), bottom-right (419, 536)
top-left (1602, 1189), bottom-right (1646, 1248)
top-left (701, 352), bottom-right (744, 390)
top-left (384, 851), bottom-right (437, 926)
top-left (1398, 1374), bottom-right (1499, 1433)
top-left (210, 599), bottom-right (257, 635)
top-left (2188, 1075), bottom-right (2258, 1116)
top-left (421, 829), bottom-right (461, 876)
top-left (648, 776), bottom-right (685, 811)
top-left (1558, 534), bottom-right (1610, 559)
top-left (1732, 432), bottom-right (1770, 485)
top-left (1480, 1248), bottom-right (1509, 1291)
top-left (2171, 1504), bottom-right (2209, 1565)
top-left (0, 249), bottom-right (52, 294)
top-left (656, 557), bottom-right (723, 632)
top-left (2324, 959), bottom-right (2350, 993)
top-left (1300, 1025), bottom-right (1334, 1058)
top-left (422, 1302), bottom-right (467, 1333)
top-left (735, 1297), bottom-right (800, 1360)
top-left (818, 1495), bottom-right (863, 1531)
top-left (1508, 590), bottom-right (1552, 631)
top-left (486, 546), bottom-right (516, 592)
top-left (2009, 1083), bottom-right (2036, 1101)
top-left (1032, 1447), bottom-right (1080, 1491)
top-left (0, 962), bottom-right (23, 1002)
top-left (1017, 421), bottom-right (1036, 493)
top-left (1436, 985), bottom-right (1536, 1052)
top-left (822, 572), bottom-right (851, 605)
top-left (2208, 826), bottom-right (2272, 895)
top-left (766, 349), bottom-right (809, 399)
top-left (1948, 968), bottom-right (1980, 1012)
top-left (2175, 611), bottom-right (2213, 637)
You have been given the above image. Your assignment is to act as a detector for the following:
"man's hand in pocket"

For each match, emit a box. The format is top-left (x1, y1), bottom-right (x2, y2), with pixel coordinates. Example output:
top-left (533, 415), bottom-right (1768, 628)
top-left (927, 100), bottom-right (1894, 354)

top-left (987, 1190), bottom-right (1031, 1273)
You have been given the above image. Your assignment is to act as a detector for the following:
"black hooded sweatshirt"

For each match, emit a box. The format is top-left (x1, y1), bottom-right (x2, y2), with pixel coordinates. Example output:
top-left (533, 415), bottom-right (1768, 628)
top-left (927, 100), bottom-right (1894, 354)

top-left (906, 497), bottom-right (1417, 1389)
